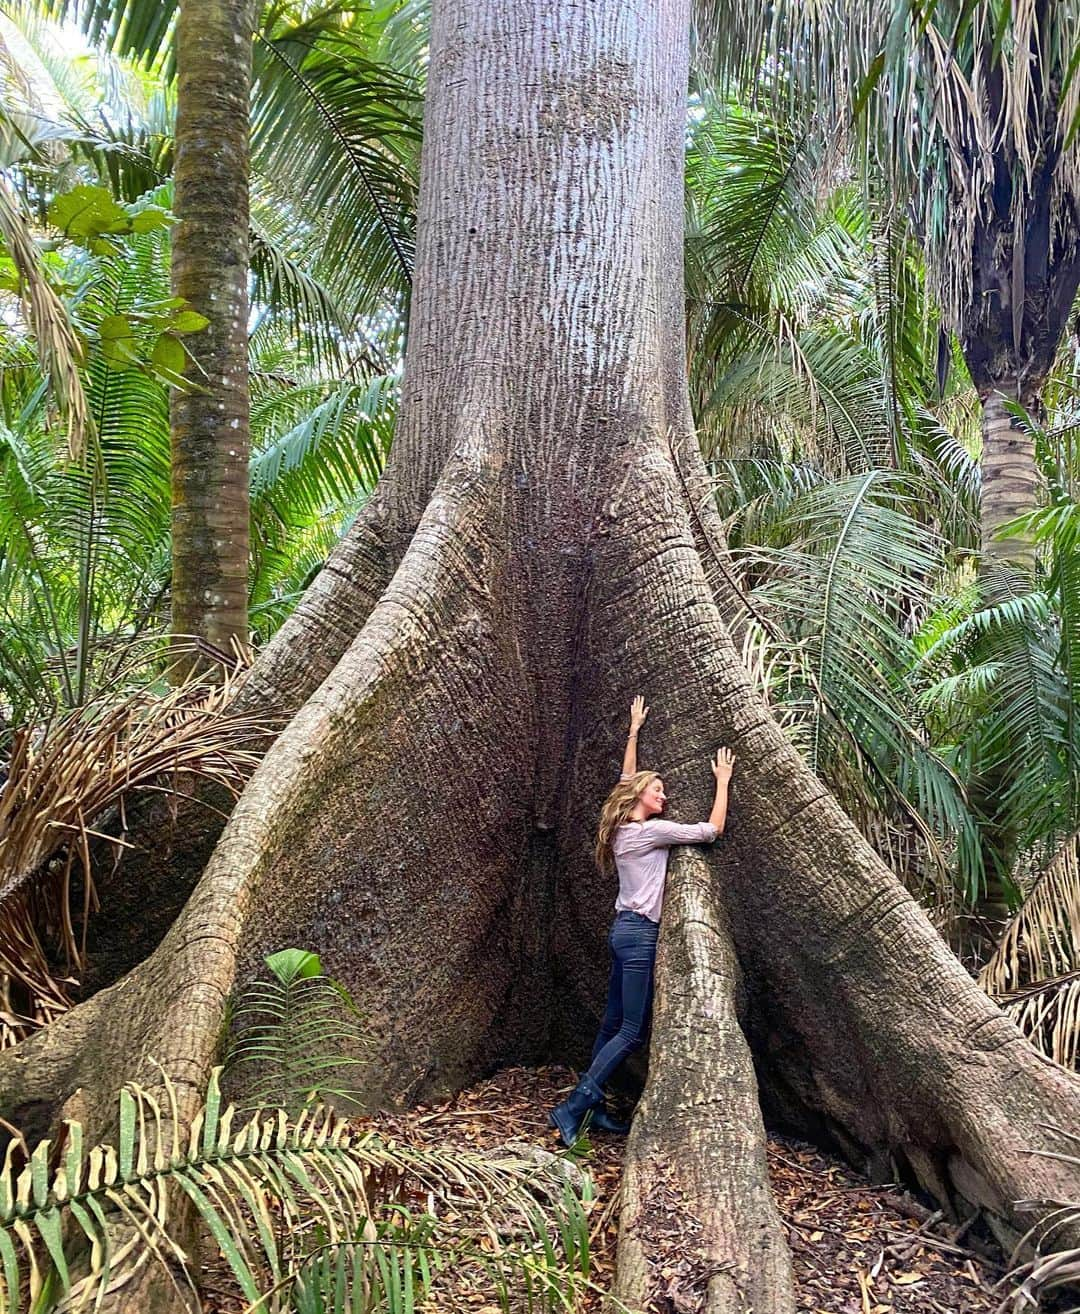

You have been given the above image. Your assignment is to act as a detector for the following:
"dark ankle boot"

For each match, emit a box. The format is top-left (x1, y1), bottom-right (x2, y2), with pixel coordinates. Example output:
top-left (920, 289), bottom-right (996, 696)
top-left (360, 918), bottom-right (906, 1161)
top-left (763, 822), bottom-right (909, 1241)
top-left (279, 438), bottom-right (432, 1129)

top-left (589, 1103), bottom-right (631, 1135)
top-left (547, 1073), bottom-right (605, 1147)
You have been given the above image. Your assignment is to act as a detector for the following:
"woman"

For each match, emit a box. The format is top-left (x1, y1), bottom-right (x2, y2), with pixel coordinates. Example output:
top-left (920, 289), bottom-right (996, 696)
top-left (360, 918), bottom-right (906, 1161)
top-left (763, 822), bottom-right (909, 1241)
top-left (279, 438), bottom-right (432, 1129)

top-left (548, 696), bottom-right (734, 1146)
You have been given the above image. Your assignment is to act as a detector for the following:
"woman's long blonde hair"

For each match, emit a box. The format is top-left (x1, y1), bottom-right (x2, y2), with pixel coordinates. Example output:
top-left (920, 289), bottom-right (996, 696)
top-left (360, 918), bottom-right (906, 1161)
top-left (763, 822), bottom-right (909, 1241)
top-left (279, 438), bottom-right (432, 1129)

top-left (595, 771), bottom-right (659, 873)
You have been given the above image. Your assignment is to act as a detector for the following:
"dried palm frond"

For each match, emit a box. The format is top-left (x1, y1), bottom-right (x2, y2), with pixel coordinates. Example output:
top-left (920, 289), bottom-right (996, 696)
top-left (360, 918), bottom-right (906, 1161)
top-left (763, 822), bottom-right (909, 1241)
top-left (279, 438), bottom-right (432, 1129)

top-left (0, 175), bottom-right (92, 464)
top-left (997, 1127), bottom-right (1080, 1312)
top-left (0, 1066), bottom-right (595, 1314)
top-left (995, 972), bottom-right (1080, 1071)
top-left (0, 665), bottom-right (277, 1047)
top-left (979, 838), bottom-right (1080, 1068)
top-left (980, 838), bottom-right (1080, 995)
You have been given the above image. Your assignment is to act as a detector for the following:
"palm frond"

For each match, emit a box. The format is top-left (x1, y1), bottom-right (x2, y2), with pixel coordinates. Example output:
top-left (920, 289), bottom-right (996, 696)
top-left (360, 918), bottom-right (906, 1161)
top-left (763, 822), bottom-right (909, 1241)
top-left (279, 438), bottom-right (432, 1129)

top-left (726, 466), bottom-right (982, 900)
top-left (1000, 1131), bottom-right (1080, 1312)
top-left (0, 177), bottom-right (91, 461)
top-left (228, 949), bottom-right (372, 1117)
top-left (0, 664), bottom-right (277, 1047)
top-left (981, 838), bottom-right (1080, 996)
top-left (994, 970), bottom-right (1080, 1071)
top-left (0, 1066), bottom-right (594, 1313)
top-left (250, 17), bottom-right (420, 328)
top-left (696, 0), bottom-right (1080, 353)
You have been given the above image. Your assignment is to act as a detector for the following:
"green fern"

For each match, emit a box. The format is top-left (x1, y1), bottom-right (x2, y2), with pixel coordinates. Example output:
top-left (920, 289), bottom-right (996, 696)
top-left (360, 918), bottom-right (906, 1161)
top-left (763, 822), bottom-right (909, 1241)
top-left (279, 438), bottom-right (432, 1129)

top-left (0, 1066), bottom-right (596, 1314)
top-left (227, 949), bottom-right (372, 1117)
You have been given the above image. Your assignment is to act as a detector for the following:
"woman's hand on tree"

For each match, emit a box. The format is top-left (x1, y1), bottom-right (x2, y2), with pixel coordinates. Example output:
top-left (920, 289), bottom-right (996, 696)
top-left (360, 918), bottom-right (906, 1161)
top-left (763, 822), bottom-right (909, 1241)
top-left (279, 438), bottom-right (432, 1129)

top-left (629, 695), bottom-right (649, 733)
top-left (712, 747), bottom-right (735, 780)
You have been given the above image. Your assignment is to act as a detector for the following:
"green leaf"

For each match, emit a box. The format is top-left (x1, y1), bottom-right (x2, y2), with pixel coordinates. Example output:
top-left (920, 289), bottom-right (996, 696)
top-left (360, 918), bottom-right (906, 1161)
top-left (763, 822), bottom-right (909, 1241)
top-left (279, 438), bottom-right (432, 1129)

top-left (170, 309), bottom-right (210, 334)
top-left (130, 207), bottom-right (174, 233)
top-left (151, 333), bottom-right (187, 377)
top-left (62, 1122), bottom-right (83, 1199)
top-left (266, 949), bottom-right (324, 984)
top-left (852, 50), bottom-right (885, 120)
top-left (169, 1169), bottom-right (261, 1303)
top-left (0, 1225), bottom-right (19, 1314)
top-left (98, 315), bottom-right (134, 342)
top-left (97, 315), bottom-right (140, 368)
top-left (202, 1069), bottom-right (223, 1158)
top-left (32, 1209), bottom-right (69, 1293)
top-left (29, 1141), bottom-right (50, 1210)
top-left (47, 185), bottom-right (129, 244)
top-left (119, 1088), bottom-right (136, 1179)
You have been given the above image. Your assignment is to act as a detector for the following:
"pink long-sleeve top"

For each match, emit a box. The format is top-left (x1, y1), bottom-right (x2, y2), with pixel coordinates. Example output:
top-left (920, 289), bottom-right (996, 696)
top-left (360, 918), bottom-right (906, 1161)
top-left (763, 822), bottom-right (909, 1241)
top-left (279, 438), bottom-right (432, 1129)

top-left (612, 817), bottom-right (718, 923)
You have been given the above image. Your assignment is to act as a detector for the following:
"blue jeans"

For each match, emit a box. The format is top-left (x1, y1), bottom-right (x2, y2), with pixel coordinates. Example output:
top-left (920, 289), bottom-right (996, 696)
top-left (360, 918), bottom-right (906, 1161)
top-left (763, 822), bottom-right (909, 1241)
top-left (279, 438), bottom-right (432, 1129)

top-left (583, 910), bottom-right (659, 1087)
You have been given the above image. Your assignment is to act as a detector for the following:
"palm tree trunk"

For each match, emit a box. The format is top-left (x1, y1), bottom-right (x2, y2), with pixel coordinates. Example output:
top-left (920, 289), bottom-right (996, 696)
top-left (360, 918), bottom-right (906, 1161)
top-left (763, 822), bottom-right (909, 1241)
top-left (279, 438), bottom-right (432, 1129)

top-left (980, 385), bottom-right (1038, 569)
top-left (170, 0), bottom-right (258, 668)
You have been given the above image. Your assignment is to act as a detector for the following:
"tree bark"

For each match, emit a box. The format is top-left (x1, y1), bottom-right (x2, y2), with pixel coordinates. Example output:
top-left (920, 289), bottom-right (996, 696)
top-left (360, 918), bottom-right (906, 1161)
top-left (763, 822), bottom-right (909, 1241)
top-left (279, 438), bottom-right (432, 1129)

top-left (615, 851), bottom-right (797, 1314)
top-left (980, 387), bottom-right (1038, 569)
top-left (2, 3), bottom-right (1080, 1312)
top-left (170, 0), bottom-right (258, 666)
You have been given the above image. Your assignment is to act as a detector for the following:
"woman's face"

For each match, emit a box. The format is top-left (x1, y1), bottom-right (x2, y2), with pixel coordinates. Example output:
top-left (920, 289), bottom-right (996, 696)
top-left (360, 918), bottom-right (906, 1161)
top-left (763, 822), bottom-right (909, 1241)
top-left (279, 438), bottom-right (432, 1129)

top-left (639, 778), bottom-right (667, 816)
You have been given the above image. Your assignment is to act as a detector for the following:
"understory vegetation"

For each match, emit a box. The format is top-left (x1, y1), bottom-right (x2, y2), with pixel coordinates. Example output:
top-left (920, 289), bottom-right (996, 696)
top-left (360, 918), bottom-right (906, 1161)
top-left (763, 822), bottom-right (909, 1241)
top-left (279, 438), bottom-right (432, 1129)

top-left (0, 950), bottom-right (596, 1312)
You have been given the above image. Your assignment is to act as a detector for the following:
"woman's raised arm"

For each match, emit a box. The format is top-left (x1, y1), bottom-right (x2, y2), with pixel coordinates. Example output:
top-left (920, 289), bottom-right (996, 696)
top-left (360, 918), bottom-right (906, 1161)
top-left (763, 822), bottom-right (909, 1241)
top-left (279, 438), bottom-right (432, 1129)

top-left (709, 747), bottom-right (735, 833)
top-left (620, 695), bottom-right (649, 778)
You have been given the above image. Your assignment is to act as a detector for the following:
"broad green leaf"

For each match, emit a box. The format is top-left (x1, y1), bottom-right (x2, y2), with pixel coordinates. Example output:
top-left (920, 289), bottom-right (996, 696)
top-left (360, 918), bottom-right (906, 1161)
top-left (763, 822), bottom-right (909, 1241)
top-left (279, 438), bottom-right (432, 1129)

top-left (266, 948), bottom-right (323, 984)
top-left (48, 185), bottom-right (129, 244)
top-left (151, 333), bottom-right (187, 377)
top-left (130, 207), bottom-right (174, 233)
top-left (170, 309), bottom-right (210, 333)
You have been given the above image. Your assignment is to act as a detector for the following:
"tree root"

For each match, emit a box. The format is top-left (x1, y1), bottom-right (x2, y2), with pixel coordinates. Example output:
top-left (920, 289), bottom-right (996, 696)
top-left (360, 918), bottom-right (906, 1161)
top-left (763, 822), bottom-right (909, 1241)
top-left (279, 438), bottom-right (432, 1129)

top-left (615, 850), bottom-right (797, 1314)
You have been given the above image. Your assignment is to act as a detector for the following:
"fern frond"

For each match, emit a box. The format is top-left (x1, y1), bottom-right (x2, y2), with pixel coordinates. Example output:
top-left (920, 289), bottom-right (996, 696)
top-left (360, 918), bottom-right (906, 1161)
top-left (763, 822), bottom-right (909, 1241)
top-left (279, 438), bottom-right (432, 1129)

top-left (227, 950), bottom-right (372, 1117)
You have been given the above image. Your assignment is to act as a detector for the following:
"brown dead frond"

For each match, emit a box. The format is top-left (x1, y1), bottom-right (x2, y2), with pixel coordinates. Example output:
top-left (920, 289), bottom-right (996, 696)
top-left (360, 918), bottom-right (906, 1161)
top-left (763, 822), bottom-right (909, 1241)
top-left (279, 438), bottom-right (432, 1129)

top-left (996, 972), bottom-right (1080, 1071)
top-left (980, 837), bottom-right (1080, 994)
top-left (0, 664), bottom-right (279, 1047)
top-left (980, 837), bottom-right (1080, 1068)
top-left (997, 1127), bottom-right (1080, 1312)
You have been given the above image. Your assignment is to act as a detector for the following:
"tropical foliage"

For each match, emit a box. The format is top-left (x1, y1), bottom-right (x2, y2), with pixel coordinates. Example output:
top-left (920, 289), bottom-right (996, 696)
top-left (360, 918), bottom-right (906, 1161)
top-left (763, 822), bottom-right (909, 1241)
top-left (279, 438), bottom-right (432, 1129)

top-left (227, 947), bottom-right (372, 1116)
top-left (0, 664), bottom-right (274, 1046)
top-left (0, 5), bottom-right (1078, 1312)
top-left (0, 0), bottom-right (412, 722)
top-left (686, 91), bottom-right (1080, 1053)
top-left (0, 1065), bottom-right (594, 1312)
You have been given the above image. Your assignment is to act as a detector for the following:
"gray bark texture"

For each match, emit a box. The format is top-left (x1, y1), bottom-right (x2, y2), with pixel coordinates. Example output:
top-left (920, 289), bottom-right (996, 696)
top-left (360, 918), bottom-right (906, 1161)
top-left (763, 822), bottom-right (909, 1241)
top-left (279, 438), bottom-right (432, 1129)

top-left (2, 3), bottom-right (1080, 1312)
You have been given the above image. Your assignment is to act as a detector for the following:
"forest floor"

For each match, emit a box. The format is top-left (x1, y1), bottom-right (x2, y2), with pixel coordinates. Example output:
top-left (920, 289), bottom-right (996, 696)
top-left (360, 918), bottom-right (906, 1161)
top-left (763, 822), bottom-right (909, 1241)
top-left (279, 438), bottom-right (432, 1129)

top-left (202, 1064), bottom-right (1014, 1313)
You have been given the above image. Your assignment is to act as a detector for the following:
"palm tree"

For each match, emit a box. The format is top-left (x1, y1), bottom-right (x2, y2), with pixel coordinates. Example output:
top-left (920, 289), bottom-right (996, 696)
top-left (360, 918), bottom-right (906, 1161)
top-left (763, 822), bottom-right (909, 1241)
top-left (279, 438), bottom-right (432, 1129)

top-left (705, 0), bottom-right (1080, 569)
top-left (168, 0), bottom-right (259, 669)
top-left (0, 1), bottom-right (418, 708)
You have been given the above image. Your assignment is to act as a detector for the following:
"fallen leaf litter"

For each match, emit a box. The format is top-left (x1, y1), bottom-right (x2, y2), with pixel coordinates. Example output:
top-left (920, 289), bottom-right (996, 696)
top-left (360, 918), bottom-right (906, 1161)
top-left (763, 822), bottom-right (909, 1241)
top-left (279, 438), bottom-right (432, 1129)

top-left (201, 1064), bottom-right (1015, 1313)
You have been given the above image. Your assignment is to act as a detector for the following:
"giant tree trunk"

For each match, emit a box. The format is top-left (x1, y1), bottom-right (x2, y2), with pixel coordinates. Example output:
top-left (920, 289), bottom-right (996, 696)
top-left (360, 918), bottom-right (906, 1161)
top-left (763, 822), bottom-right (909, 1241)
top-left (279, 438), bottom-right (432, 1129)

top-left (170, 0), bottom-right (257, 665)
top-left (3, 3), bottom-right (1080, 1312)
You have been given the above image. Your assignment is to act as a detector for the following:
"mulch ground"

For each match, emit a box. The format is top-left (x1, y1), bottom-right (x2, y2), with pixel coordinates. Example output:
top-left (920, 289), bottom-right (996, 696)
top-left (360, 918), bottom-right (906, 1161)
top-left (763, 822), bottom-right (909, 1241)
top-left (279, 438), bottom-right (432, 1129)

top-left (202, 1064), bottom-right (1015, 1313)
